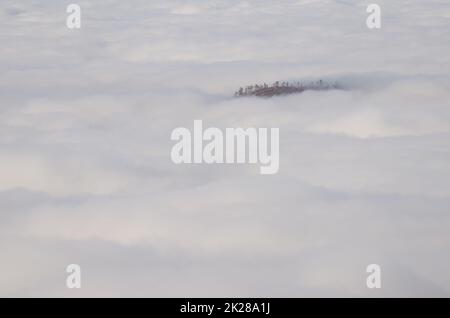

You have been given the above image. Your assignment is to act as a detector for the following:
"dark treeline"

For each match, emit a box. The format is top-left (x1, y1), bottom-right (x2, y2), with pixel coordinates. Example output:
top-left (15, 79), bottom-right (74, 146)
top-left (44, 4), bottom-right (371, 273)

top-left (234, 80), bottom-right (340, 98)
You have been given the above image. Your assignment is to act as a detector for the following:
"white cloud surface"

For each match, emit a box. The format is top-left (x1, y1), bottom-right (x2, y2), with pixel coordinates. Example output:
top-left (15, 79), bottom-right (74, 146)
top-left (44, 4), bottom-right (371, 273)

top-left (1, 0), bottom-right (450, 297)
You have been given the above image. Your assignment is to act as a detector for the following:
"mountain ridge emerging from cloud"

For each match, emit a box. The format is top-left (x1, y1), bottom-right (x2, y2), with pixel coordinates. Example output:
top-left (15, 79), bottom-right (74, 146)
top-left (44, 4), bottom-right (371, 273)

top-left (234, 80), bottom-right (341, 98)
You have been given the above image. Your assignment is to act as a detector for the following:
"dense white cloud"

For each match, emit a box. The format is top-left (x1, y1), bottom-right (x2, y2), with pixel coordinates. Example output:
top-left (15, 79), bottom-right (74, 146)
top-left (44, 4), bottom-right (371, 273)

top-left (1, 0), bottom-right (450, 297)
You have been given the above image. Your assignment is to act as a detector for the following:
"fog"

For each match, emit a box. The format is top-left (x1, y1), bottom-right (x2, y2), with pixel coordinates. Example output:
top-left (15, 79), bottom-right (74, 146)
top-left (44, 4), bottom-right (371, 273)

top-left (1, 0), bottom-right (450, 297)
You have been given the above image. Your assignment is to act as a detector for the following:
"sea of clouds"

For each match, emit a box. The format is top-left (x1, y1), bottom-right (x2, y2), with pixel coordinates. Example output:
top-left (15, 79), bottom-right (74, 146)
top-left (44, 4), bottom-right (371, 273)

top-left (1, 0), bottom-right (450, 297)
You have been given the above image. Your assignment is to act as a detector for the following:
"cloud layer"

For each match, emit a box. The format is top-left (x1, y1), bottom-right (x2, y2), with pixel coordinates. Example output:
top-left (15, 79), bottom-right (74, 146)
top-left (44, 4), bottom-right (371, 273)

top-left (1, 0), bottom-right (450, 297)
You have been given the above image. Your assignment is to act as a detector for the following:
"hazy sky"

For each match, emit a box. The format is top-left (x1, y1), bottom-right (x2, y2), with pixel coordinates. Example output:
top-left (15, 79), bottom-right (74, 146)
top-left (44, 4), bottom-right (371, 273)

top-left (1, 0), bottom-right (450, 297)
